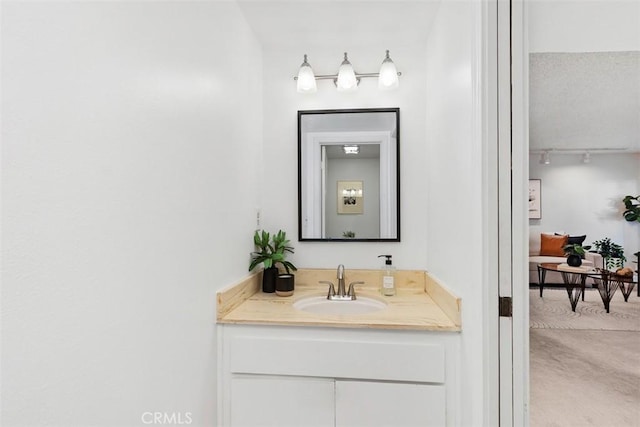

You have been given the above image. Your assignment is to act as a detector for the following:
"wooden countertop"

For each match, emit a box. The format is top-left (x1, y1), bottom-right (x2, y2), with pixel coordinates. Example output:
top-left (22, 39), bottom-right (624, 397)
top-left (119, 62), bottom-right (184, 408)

top-left (217, 269), bottom-right (461, 331)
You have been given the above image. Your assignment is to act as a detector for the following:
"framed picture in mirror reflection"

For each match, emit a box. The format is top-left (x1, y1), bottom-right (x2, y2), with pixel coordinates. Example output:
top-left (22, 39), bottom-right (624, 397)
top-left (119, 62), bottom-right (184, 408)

top-left (337, 180), bottom-right (363, 214)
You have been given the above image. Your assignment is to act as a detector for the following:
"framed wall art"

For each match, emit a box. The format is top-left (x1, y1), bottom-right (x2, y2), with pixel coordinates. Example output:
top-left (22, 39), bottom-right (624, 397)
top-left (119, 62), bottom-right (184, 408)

top-left (529, 179), bottom-right (541, 219)
top-left (337, 180), bottom-right (363, 214)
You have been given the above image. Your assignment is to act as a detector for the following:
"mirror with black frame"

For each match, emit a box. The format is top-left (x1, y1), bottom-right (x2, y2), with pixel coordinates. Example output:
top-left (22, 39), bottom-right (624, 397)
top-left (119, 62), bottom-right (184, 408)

top-left (298, 108), bottom-right (400, 241)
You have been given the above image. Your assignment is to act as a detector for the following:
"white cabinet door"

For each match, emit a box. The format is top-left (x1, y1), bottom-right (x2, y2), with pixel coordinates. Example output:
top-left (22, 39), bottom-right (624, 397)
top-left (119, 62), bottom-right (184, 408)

top-left (335, 380), bottom-right (446, 427)
top-left (230, 375), bottom-right (335, 427)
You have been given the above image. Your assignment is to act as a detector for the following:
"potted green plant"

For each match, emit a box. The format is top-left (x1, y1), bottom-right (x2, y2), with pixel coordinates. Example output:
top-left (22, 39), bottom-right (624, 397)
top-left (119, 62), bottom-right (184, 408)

top-left (249, 229), bottom-right (297, 294)
top-left (592, 237), bottom-right (626, 271)
top-left (622, 195), bottom-right (640, 223)
top-left (563, 243), bottom-right (591, 267)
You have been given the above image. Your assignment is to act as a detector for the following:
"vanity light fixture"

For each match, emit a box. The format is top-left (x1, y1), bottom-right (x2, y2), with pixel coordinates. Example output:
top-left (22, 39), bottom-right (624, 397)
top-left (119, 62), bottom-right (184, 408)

top-left (343, 145), bottom-right (360, 154)
top-left (294, 51), bottom-right (401, 93)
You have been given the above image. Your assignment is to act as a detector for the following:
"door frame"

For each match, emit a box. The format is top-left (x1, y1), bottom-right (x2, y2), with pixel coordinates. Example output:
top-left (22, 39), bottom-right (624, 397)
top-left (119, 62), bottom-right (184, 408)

top-left (510, 1), bottom-right (530, 425)
top-left (484, 0), bottom-right (529, 425)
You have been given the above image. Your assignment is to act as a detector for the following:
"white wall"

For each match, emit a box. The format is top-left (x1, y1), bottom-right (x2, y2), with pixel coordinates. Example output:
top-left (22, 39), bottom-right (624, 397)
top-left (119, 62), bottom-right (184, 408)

top-left (529, 153), bottom-right (640, 265)
top-left (527, 0), bottom-right (640, 265)
top-left (261, 47), bottom-right (428, 270)
top-left (2, 2), bottom-right (495, 426)
top-left (425, 1), bottom-right (485, 425)
top-left (1, 2), bottom-right (261, 426)
top-left (528, 0), bottom-right (640, 52)
top-left (325, 157), bottom-right (380, 239)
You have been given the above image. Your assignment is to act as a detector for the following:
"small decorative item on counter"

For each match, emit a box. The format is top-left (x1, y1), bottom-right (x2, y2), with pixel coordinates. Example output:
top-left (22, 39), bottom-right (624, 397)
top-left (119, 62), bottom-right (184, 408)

top-left (342, 230), bottom-right (355, 239)
top-left (378, 254), bottom-right (396, 296)
top-left (276, 274), bottom-right (295, 297)
top-left (249, 229), bottom-right (297, 293)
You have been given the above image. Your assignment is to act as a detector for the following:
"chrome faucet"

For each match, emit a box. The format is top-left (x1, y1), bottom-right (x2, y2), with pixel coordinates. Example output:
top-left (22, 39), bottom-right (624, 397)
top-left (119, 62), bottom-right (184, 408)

top-left (337, 264), bottom-right (346, 297)
top-left (321, 265), bottom-right (364, 301)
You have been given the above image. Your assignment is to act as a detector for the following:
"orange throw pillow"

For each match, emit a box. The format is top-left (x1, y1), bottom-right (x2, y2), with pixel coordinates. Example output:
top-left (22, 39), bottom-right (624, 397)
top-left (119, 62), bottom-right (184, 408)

top-left (540, 234), bottom-right (568, 257)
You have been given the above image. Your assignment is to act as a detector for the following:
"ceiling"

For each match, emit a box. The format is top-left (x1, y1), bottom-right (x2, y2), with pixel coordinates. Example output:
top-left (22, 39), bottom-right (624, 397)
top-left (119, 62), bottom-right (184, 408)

top-left (236, 1), bottom-right (640, 155)
top-left (236, 0), bottom-right (442, 49)
top-left (529, 51), bottom-right (640, 154)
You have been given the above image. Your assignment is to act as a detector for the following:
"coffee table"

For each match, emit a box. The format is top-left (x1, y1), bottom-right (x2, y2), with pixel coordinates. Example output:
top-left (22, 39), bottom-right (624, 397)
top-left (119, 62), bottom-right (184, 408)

top-left (537, 263), bottom-right (594, 312)
top-left (588, 270), bottom-right (638, 313)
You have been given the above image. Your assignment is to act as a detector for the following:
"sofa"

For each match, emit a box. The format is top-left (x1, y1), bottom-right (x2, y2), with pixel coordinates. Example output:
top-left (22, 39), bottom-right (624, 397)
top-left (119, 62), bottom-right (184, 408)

top-left (529, 233), bottom-right (603, 285)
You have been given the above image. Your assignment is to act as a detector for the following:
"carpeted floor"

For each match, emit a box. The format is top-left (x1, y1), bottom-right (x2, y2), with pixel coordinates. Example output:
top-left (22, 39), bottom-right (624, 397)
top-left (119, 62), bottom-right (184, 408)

top-left (530, 288), bottom-right (640, 427)
top-left (530, 287), bottom-right (640, 331)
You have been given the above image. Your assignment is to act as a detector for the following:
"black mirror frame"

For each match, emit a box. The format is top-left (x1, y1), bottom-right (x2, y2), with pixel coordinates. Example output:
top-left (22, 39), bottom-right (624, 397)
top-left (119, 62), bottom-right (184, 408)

top-left (297, 108), bottom-right (401, 242)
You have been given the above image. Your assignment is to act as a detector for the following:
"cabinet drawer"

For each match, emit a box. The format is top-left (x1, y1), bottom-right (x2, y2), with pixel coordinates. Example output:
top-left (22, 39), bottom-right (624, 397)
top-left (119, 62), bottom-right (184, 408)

top-left (336, 381), bottom-right (446, 427)
top-left (229, 335), bottom-right (445, 383)
top-left (230, 376), bottom-right (335, 427)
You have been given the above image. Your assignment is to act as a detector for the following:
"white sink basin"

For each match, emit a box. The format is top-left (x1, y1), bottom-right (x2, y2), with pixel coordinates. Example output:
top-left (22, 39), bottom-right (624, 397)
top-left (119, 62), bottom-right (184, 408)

top-left (293, 296), bottom-right (387, 315)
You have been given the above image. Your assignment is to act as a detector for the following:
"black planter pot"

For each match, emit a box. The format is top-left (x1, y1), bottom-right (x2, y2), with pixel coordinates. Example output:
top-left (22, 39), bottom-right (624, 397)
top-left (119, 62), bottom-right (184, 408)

top-left (567, 254), bottom-right (582, 267)
top-left (262, 267), bottom-right (279, 293)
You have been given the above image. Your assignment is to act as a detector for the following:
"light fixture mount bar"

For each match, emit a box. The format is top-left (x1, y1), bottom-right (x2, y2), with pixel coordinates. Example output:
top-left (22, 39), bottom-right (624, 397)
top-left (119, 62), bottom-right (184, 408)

top-left (294, 71), bottom-right (401, 81)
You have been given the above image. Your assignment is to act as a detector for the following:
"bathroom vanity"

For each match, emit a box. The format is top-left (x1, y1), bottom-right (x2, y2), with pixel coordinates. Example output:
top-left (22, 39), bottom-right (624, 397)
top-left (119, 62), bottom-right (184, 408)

top-left (216, 269), bottom-right (462, 427)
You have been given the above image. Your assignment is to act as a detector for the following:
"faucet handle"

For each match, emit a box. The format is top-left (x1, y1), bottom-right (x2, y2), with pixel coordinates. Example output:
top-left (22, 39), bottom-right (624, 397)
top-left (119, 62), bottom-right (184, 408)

top-left (320, 281), bottom-right (336, 299)
top-left (347, 281), bottom-right (364, 299)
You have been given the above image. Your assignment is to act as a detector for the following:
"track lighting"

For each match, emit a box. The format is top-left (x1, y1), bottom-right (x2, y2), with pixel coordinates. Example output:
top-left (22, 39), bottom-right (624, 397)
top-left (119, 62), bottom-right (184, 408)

top-left (294, 51), bottom-right (401, 93)
top-left (540, 151), bottom-right (551, 165)
top-left (532, 148), bottom-right (630, 164)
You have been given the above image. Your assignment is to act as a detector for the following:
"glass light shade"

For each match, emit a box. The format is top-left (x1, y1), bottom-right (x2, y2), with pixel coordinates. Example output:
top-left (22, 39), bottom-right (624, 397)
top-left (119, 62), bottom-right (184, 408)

top-left (296, 55), bottom-right (317, 93)
top-left (378, 50), bottom-right (399, 90)
top-left (336, 52), bottom-right (358, 92)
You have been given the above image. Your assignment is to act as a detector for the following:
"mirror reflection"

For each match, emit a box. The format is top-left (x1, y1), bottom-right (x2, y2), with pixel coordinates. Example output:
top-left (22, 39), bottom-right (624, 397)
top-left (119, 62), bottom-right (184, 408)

top-left (298, 108), bottom-right (400, 241)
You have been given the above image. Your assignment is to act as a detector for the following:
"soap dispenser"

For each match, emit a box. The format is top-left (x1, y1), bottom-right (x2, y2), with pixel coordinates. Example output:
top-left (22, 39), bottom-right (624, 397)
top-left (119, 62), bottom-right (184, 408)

top-left (378, 255), bottom-right (396, 296)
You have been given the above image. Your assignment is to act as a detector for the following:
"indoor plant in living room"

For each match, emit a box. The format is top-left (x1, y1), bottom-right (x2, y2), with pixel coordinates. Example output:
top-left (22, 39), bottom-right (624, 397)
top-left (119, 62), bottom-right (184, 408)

top-left (622, 195), bottom-right (640, 223)
top-left (249, 229), bottom-right (297, 294)
top-left (563, 243), bottom-right (591, 267)
top-left (592, 237), bottom-right (626, 271)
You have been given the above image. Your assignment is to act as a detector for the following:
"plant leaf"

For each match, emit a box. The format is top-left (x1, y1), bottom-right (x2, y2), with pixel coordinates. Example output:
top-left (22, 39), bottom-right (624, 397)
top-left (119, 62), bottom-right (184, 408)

top-left (282, 261), bottom-right (297, 272)
top-left (624, 210), bottom-right (639, 222)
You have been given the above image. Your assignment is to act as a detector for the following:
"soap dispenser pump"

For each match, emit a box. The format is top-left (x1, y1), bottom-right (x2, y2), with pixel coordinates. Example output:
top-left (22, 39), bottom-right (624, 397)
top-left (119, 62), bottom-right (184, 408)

top-left (378, 255), bottom-right (396, 296)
